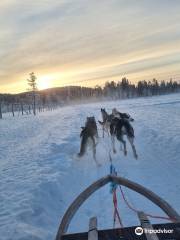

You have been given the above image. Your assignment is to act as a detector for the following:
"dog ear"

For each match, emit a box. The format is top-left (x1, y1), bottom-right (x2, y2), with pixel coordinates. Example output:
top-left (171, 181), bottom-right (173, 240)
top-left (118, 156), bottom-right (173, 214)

top-left (81, 127), bottom-right (85, 129)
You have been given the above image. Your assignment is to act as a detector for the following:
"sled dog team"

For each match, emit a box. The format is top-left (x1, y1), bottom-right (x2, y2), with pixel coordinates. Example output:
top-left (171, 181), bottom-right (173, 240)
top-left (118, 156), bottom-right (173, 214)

top-left (78, 108), bottom-right (138, 165)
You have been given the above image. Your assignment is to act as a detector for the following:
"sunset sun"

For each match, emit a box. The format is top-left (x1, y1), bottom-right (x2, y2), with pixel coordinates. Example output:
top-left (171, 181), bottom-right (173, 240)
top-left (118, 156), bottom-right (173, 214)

top-left (38, 77), bottom-right (51, 90)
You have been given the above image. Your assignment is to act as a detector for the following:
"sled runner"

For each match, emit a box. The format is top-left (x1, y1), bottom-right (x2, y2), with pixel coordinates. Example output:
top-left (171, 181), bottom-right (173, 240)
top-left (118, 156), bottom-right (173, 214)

top-left (55, 175), bottom-right (180, 240)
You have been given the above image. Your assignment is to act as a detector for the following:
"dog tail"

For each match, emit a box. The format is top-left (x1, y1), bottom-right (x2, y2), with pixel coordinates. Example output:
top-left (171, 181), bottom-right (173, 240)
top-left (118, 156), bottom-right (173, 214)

top-left (80, 127), bottom-right (86, 137)
top-left (78, 135), bottom-right (88, 157)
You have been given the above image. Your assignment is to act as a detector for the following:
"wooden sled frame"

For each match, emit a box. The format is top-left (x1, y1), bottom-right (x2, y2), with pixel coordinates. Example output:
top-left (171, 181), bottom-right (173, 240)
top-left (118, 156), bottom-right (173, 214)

top-left (56, 174), bottom-right (180, 240)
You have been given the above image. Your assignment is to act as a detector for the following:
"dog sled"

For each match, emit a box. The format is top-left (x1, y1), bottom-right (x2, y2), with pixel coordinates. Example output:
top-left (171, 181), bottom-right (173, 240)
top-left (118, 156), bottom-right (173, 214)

top-left (55, 175), bottom-right (180, 240)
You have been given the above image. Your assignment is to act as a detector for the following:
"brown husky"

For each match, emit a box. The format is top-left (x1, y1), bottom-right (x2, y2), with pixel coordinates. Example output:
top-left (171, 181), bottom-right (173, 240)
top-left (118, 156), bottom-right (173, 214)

top-left (78, 117), bottom-right (99, 164)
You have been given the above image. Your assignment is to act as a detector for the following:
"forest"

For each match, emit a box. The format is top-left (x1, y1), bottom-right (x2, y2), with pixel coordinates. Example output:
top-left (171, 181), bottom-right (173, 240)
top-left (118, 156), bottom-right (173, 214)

top-left (0, 77), bottom-right (180, 118)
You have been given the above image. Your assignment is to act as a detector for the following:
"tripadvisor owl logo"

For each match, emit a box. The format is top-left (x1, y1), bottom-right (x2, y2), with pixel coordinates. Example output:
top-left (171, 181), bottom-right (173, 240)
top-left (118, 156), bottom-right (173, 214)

top-left (135, 227), bottom-right (144, 235)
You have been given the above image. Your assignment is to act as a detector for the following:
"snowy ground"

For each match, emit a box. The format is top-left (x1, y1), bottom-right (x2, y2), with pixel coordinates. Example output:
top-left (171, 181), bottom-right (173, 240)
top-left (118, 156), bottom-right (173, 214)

top-left (0, 93), bottom-right (180, 240)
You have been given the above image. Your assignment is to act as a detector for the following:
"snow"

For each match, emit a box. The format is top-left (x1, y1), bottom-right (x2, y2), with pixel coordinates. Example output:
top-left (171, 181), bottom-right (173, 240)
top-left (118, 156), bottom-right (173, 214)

top-left (0, 93), bottom-right (180, 240)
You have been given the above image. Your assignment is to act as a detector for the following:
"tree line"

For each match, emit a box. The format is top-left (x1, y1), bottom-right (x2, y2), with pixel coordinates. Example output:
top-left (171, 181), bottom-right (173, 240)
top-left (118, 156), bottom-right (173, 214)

top-left (0, 74), bottom-right (180, 119)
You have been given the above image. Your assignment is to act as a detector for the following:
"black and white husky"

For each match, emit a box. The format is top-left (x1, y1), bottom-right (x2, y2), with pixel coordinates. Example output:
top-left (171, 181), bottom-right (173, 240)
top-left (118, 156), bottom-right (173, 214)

top-left (98, 108), bottom-right (134, 136)
top-left (78, 117), bottom-right (99, 164)
top-left (99, 108), bottom-right (138, 159)
top-left (110, 117), bottom-right (138, 159)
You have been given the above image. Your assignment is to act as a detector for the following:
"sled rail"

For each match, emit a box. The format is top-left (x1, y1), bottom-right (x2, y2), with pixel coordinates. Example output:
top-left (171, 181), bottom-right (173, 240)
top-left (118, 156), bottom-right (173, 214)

top-left (56, 175), bottom-right (180, 240)
top-left (88, 217), bottom-right (98, 240)
top-left (138, 211), bottom-right (159, 240)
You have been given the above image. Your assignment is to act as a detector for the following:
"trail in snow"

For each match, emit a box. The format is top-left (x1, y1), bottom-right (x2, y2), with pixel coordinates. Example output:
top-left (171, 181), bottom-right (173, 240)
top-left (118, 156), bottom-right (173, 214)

top-left (0, 93), bottom-right (180, 240)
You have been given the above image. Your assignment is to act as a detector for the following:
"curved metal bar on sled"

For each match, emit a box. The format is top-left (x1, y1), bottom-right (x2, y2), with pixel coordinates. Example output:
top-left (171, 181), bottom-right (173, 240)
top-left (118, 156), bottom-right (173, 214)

top-left (55, 175), bottom-right (180, 240)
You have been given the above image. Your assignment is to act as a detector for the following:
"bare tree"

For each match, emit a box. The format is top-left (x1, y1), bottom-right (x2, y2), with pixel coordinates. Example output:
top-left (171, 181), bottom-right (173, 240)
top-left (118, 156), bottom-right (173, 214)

top-left (20, 102), bottom-right (24, 115)
top-left (27, 72), bottom-right (37, 115)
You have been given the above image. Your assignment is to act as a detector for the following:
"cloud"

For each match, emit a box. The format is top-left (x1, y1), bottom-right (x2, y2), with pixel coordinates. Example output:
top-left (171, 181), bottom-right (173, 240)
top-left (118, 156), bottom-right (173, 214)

top-left (1, 0), bottom-right (180, 93)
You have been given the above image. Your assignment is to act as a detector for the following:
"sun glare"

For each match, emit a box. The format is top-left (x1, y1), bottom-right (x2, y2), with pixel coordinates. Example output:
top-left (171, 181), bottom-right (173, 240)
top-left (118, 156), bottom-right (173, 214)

top-left (38, 77), bottom-right (52, 90)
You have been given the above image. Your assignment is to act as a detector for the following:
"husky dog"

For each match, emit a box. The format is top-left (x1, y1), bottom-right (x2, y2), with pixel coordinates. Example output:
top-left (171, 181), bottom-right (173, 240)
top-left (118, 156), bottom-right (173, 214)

top-left (78, 116), bottom-right (99, 164)
top-left (98, 108), bottom-right (114, 137)
top-left (110, 117), bottom-right (138, 159)
top-left (112, 108), bottom-right (134, 122)
top-left (98, 108), bottom-right (134, 137)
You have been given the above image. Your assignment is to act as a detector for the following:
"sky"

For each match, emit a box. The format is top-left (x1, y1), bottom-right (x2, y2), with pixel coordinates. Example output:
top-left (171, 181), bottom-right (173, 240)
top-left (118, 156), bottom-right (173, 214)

top-left (1, 0), bottom-right (180, 93)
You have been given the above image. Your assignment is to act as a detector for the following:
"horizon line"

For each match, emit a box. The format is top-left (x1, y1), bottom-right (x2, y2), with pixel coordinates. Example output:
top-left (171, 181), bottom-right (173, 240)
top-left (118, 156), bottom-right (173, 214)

top-left (1, 77), bottom-right (180, 95)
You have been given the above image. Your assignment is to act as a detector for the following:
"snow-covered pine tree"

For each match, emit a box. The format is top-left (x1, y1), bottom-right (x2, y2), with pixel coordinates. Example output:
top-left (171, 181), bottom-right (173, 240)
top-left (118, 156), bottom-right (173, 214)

top-left (27, 72), bottom-right (37, 116)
